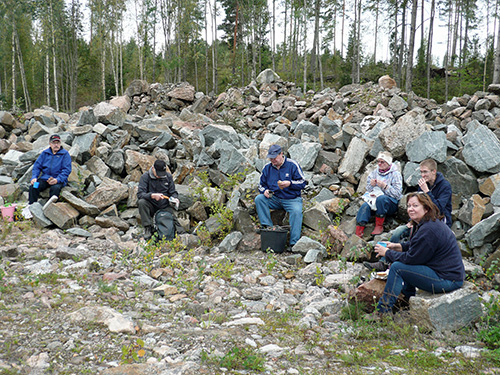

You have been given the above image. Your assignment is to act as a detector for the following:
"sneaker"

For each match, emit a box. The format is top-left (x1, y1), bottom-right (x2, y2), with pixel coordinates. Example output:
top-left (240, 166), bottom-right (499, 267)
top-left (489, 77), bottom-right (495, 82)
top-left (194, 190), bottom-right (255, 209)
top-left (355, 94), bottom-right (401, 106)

top-left (363, 261), bottom-right (389, 272)
top-left (144, 226), bottom-right (152, 240)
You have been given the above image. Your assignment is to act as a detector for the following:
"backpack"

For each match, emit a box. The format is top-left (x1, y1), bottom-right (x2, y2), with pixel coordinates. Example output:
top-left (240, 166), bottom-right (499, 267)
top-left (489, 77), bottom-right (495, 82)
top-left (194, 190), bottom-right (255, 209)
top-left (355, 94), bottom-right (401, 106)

top-left (153, 209), bottom-right (176, 242)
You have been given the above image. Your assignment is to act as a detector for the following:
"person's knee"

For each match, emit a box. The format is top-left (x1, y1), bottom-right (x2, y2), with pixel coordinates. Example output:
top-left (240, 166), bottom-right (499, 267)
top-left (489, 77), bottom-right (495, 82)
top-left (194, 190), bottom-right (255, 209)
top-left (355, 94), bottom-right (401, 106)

top-left (138, 198), bottom-right (148, 208)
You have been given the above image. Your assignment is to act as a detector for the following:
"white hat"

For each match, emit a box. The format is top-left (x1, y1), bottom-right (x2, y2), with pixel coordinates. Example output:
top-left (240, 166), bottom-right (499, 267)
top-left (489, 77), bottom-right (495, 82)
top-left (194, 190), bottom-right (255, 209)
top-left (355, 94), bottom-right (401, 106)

top-left (377, 151), bottom-right (393, 165)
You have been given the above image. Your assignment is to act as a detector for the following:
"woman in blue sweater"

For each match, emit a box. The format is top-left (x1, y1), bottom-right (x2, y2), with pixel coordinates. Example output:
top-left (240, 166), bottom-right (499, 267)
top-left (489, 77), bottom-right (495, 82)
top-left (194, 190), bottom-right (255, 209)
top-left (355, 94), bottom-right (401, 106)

top-left (374, 192), bottom-right (465, 314)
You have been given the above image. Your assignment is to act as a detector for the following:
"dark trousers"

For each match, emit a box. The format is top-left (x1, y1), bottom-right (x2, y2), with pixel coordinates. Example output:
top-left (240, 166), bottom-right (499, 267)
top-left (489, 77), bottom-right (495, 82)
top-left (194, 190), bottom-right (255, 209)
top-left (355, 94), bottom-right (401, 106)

top-left (138, 198), bottom-right (185, 233)
top-left (29, 180), bottom-right (63, 204)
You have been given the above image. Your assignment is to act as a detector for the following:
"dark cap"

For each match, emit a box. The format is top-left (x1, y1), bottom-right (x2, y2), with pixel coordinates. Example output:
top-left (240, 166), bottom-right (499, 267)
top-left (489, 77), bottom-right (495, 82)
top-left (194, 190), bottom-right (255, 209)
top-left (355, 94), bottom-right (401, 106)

top-left (153, 160), bottom-right (167, 177)
top-left (49, 134), bottom-right (61, 142)
top-left (266, 144), bottom-right (282, 159)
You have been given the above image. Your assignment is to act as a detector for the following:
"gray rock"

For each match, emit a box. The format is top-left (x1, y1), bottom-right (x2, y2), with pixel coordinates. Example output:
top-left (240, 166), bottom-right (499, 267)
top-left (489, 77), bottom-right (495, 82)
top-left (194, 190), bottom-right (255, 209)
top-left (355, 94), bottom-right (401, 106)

top-left (29, 202), bottom-right (52, 227)
top-left (462, 122), bottom-right (500, 173)
top-left (312, 188), bottom-right (336, 204)
top-left (106, 149), bottom-right (125, 175)
top-left (1, 150), bottom-right (23, 165)
top-left (409, 282), bottom-right (483, 332)
top-left (294, 120), bottom-right (319, 139)
top-left (66, 228), bottom-right (92, 237)
top-left (133, 116), bottom-right (173, 142)
top-left (465, 212), bottom-right (500, 249)
top-left (303, 203), bottom-right (332, 231)
top-left (44, 202), bottom-right (80, 229)
top-left (304, 249), bottom-right (326, 263)
top-left (492, 185), bottom-right (500, 206)
top-left (86, 156), bottom-right (111, 179)
top-left (93, 102), bottom-right (125, 127)
top-left (219, 231), bottom-right (243, 252)
top-left (125, 79), bottom-right (149, 97)
top-left (233, 208), bottom-right (255, 234)
top-left (66, 306), bottom-right (135, 333)
top-left (318, 116), bottom-right (342, 136)
top-left (441, 157), bottom-right (479, 198)
top-left (288, 142), bottom-right (321, 171)
top-left (292, 236), bottom-right (327, 256)
top-left (73, 132), bottom-right (99, 163)
top-left (403, 161), bottom-right (421, 186)
top-left (388, 95), bottom-right (408, 112)
top-left (256, 69), bottom-right (281, 84)
top-left (338, 137), bottom-right (370, 182)
top-left (215, 141), bottom-right (249, 175)
top-left (60, 190), bottom-right (100, 216)
top-left (379, 109), bottom-right (429, 158)
top-left (200, 124), bottom-right (240, 148)
top-left (141, 131), bottom-right (176, 151)
top-left (406, 131), bottom-right (447, 163)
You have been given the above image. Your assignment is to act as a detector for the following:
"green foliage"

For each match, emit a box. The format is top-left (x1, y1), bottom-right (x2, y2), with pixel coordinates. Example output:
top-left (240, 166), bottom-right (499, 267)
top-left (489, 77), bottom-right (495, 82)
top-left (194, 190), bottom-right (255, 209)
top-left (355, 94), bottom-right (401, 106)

top-left (262, 250), bottom-right (277, 274)
top-left (201, 346), bottom-right (265, 372)
top-left (340, 301), bottom-right (366, 321)
top-left (314, 265), bottom-right (325, 286)
top-left (478, 295), bottom-right (500, 349)
top-left (121, 338), bottom-right (146, 364)
top-left (210, 257), bottom-right (234, 280)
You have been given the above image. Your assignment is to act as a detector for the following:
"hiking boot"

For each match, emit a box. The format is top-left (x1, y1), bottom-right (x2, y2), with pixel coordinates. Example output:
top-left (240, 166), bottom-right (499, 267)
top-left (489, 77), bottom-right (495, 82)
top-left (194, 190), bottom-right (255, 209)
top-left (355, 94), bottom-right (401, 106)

top-left (144, 226), bottom-right (152, 240)
top-left (363, 261), bottom-right (389, 272)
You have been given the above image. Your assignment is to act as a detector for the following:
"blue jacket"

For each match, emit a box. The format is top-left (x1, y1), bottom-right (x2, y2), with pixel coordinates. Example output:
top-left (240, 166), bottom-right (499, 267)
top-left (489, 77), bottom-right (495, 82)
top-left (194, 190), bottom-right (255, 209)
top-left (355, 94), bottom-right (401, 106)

top-left (385, 219), bottom-right (465, 281)
top-left (418, 172), bottom-right (452, 227)
top-left (32, 147), bottom-right (72, 186)
top-left (258, 157), bottom-right (307, 199)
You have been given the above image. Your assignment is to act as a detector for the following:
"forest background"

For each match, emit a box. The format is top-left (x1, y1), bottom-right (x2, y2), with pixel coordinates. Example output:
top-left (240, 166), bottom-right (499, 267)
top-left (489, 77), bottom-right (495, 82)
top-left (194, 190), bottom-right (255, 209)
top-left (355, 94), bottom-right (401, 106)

top-left (2, 0), bottom-right (500, 114)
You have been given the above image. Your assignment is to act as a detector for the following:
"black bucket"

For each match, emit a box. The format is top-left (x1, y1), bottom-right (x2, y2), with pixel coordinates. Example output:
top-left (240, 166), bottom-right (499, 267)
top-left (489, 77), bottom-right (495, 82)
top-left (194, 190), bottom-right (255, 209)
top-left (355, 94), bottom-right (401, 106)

top-left (260, 227), bottom-right (289, 254)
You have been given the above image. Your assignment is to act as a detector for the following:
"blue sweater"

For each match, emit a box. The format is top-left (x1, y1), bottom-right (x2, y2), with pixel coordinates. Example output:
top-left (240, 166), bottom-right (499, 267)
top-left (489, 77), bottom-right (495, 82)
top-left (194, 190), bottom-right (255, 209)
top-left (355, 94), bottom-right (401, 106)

top-left (385, 219), bottom-right (465, 281)
top-left (258, 157), bottom-right (307, 199)
top-left (32, 147), bottom-right (72, 186)
top-left (418, 172), bottom-right (453, 227)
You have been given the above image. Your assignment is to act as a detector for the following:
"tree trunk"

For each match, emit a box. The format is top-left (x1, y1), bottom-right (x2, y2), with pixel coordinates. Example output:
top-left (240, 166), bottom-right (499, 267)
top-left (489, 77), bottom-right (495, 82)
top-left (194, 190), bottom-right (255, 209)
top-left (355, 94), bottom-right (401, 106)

top-left (392, 1), bottom-right (398, 80)
top-left (397, 0), bottom-right (406, 87)
top-left (11, 27), bottom-right (16, 112)
top-left (373, 0), bottom-right (379, 63)
top-left (45, 51), bottom-right (50, 106)
top-left (445, 1), bottom-right (453, 100)
top-left (303, 0), bottom-right (308, 92)
top-left (15, 29), bottom-right (31, 112)
top-left (212, 0), bottom-right (218, 93)
top-left (205, 0), bottom-right (209, 93)
top-left (272, 0), bottom-right (276, 71)
top-left (311, 0), bottom-right (320, 87)
top-left (426, 0), bottom-right (435, 98)
top-left (341, 0), bottom-right (345, 57)
top-left (493, 13), bottom-right (500, 83)
top-left (405, 0), bottom-right (418, 93)
top-left (282, 0), bottom-right (287, 72)
top-left (356, 0), bottom-right (361, 82)
top-left (49, 0), bottom-right (59, 111)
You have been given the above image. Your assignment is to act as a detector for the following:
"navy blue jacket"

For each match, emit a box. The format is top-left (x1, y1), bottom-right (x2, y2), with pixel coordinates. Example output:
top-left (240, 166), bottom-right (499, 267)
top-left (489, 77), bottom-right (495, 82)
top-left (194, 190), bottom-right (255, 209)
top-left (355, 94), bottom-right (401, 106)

top-left (32, 147), bottom-right (72, 186)
top-left (137, 168), bottom-right (178, 209)
top-left (385, 219), bottom-right (465, 281)
top-left (258, 157), bottom-right (307, 199)
top-left (418, 172), bottom-right (453, 227)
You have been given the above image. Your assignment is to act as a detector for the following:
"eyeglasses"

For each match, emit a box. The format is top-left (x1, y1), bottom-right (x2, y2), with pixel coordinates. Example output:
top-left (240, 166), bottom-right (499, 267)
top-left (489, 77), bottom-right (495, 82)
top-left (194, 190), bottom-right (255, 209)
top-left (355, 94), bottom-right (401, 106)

top-left (420, 169), bottom-right (432, 175)
top-left (377, 160), bottom-right (387, 164)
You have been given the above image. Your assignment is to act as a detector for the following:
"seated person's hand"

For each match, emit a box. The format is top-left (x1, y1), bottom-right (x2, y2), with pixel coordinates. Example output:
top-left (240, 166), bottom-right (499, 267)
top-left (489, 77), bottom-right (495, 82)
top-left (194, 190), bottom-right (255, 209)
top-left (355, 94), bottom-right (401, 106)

top-left (151, 193), bottom-right (163, 201)
top-left (31, 178), bottom-right (37, 185)
top-left (370, 179), bottom-right (377, 186)
top-left (47, 177), bottom-right (58, 185)
top-left (169, 197), bottom-right (180, 210)
top-left (277, 180), bottom-right (290, 189)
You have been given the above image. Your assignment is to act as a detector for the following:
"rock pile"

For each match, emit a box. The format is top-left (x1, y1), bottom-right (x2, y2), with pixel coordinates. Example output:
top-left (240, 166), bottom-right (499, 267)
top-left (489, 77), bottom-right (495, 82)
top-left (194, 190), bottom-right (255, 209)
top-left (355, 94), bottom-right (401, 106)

top-left (1, 69), bottom-right (499, 272)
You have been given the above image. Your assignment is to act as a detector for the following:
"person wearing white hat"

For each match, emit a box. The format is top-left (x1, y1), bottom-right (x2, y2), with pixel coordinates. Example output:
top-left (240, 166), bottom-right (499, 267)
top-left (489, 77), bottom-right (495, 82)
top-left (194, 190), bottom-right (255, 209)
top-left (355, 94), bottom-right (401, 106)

top-left (355, 151), bottom-right (402, 237)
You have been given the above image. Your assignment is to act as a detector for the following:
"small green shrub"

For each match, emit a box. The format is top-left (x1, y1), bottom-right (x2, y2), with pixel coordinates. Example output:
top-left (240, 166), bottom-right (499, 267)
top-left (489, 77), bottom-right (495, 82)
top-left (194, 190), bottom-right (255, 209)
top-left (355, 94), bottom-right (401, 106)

top-left (201, 346), bottom-right (265, 372)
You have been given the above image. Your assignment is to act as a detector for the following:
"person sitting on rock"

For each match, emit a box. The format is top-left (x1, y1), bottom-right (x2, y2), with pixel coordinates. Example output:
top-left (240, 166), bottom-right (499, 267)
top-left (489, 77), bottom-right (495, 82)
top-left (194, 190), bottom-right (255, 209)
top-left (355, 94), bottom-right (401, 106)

top-left (29, 134), bottom-right (72, 204)
top-left (355, 151), bottom-right (402, 238)
top-left (255, 144), bottom-right (307, 248)
top-left (137, 159), bottom-right (183, 240)
top-left (364, 158), bottom-right (453, 272)
top-left (372, 192), bottom-right (464, 315)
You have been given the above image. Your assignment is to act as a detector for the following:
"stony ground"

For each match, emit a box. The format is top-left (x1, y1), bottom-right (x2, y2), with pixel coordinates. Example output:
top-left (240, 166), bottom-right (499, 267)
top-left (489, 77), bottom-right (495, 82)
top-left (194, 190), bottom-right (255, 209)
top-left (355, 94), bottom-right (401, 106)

top-left (0, 222), bottom-right (499, 375)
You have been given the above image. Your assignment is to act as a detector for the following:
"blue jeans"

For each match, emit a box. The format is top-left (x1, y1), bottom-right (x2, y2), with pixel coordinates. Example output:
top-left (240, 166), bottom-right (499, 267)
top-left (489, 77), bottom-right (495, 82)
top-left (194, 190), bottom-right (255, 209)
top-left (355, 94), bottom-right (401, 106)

top-left (390, 224), bottom-right (411, 243)
top-left (377, 261), bottom-right (463, 313)
top-left (255, 194), bottom-right (303, 245)
top-left (356, 195), bottom-right (398, 225)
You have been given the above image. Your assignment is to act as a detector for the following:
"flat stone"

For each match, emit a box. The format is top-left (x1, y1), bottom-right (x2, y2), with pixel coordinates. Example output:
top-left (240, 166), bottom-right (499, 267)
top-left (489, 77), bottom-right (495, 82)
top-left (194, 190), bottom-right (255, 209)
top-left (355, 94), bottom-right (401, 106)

top-left (44, 202), bottom-right (79, 229)
top-left (409, 282), bottom-right (482, 332)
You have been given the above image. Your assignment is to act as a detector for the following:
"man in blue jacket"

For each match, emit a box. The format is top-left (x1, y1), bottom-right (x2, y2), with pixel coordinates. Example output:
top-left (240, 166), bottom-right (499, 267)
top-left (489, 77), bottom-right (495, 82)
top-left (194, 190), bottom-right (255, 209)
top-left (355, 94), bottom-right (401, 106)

top-left (29, 134), bottom-right (72, 204)
top-left (255, 144), bottom-right (307, 247)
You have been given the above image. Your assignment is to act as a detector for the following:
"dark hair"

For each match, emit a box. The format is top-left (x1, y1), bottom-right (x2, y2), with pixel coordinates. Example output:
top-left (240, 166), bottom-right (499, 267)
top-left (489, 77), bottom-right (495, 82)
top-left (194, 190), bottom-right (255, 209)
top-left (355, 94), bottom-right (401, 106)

top-left (406, 192), bottom-right (443, 224)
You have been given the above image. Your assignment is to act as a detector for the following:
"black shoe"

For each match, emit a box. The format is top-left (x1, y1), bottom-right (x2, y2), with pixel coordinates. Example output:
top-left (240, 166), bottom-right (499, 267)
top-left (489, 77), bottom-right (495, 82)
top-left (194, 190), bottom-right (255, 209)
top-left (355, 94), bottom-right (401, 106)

top-left (144, 226), bottom-right (152, 240)
top-left (363, 261), bottom-right (388, 272)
